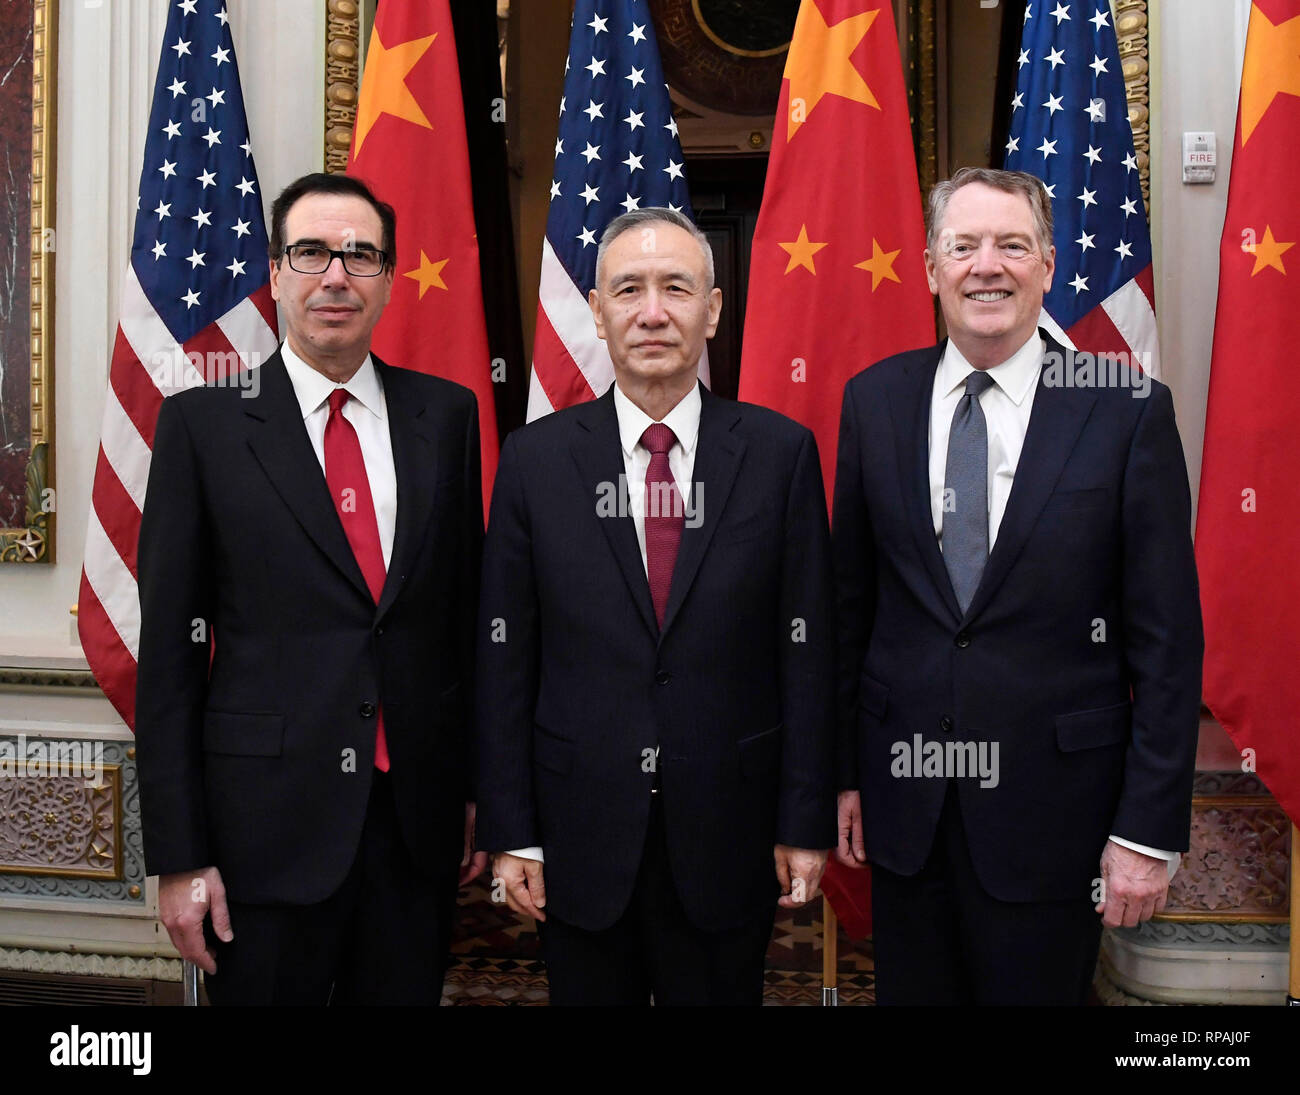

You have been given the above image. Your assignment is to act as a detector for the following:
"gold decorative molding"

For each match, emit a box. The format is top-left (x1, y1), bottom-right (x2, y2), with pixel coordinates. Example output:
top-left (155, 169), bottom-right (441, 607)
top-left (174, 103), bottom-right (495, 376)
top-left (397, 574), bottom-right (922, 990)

top-left (915, 0), bottom-right (937, 200)
top-left (1, 0), bottom-right (56, 564)
top-left (324, 0), bottom-right (361, 174)
top-left (0, 666), bottom-right (99, 692)
top-left (1114, 0), bottom-right (1152, 212)
top-left (0, 763), bottom-right (123, 881)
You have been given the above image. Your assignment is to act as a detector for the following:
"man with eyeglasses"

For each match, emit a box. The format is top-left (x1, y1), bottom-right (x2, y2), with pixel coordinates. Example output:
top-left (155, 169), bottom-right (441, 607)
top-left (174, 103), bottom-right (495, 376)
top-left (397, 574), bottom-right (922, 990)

top-left (135, 172), bottom-right (486, 1004)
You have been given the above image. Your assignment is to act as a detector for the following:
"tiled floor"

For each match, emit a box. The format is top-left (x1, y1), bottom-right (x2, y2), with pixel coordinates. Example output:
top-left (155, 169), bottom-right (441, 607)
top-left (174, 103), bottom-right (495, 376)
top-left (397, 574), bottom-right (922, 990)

top-left (440, 876), bottom-right (876, 1006)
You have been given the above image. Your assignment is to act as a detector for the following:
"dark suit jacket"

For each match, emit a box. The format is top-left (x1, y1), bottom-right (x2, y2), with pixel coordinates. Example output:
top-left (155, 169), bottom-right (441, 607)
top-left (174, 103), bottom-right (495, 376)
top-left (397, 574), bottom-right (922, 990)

top-left (475, 384), bottom-right (836, 933)
top-left (833, 332), bottom-right (1203, 902)
top-left (135, 351), bottom-right (482, 905)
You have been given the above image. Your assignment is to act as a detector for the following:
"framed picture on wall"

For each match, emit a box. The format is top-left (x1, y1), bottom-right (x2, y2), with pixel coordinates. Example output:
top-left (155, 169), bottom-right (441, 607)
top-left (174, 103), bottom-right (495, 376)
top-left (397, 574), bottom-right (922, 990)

top-left (0, 0), bottom-right (55, 564)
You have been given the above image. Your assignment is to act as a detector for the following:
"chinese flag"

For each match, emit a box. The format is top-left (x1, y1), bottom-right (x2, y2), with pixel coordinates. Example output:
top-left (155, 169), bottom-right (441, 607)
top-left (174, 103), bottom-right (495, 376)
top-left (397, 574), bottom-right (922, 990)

top-left (738, 0), bottom-right (934, 494)
top-left (348, 0), bottom-right (499, 509)
top-left (737, 0), bottom-right (936, 938)
top-left (1196, 0), bottom-right (1300, 826)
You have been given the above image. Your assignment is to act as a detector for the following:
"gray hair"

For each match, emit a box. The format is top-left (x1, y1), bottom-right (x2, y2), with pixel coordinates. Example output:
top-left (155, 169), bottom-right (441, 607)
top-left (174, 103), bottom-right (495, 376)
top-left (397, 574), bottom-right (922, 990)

top-left (595, 207), bottom-right (715, 290)
top-left (926, 167), bottom-right (1054, 257)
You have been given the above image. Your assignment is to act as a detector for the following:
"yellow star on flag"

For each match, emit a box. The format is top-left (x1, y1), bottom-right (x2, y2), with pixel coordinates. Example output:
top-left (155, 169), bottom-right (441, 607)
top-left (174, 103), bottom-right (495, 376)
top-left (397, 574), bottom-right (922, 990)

top-left (854, 239), bottom-right (903, 290)
top-left (1239, 6), bottom-right (1300, 145)
top-left (354, 31), bottom-right (437, 156)
top-left (779, 225), bottom-right (829, 275)
top-left (405, 251), bottom-right (449, 298)
top-left (1249, 225), bottom-right (1294, 276)
top-left (783, 4), bottom-right (880, 141)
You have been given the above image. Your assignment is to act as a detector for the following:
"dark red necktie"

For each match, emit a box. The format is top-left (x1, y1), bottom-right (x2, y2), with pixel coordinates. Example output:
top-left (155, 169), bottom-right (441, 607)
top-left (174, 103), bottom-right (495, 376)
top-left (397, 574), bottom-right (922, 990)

top-left (323, 389), bottom-right (390, 771)
top-left (641, 423), bottom-right (684, 630)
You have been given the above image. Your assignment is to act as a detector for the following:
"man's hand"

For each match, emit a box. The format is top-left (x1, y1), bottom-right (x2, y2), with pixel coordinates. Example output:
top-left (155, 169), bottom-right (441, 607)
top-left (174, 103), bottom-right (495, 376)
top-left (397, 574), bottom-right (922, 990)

top-left (490, 852), bottom-right (547, 922)
top-left (835, 789), bottom-right (867, 868)
top-left (774, 845), bottom-right (828, 909)
top-left (1096, 840), bottom-right (1170, 928)
top-left (460, 802), bottom-right (489, 886)
top-left (158, 866), bottom-right (232, 976)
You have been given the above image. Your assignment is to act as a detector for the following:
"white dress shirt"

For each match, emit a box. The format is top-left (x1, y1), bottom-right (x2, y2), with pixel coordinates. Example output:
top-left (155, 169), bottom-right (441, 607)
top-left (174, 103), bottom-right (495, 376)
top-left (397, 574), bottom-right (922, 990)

top-left (281, 341), bottom-right (397, 568)
top-left (614, 381), bottom-right (701, 570)
top-left (507, 382), bottom-right (702, 864)
top-left (928, 332), bottom-right (1178, 881)
top-left (928, 332), bottom-right (1042, 548)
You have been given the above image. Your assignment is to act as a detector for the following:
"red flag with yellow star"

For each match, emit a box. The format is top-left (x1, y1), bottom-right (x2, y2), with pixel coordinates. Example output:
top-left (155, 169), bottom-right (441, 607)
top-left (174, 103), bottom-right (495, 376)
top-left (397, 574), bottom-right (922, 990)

top-left (1196, 0), bottom-right (1300, 826)
top-left (737, 0), bottom-right (933, 496)
top-left (737, 0), bottom-right (934, 938)
top-left (347, 0), bottom-right (499, 507)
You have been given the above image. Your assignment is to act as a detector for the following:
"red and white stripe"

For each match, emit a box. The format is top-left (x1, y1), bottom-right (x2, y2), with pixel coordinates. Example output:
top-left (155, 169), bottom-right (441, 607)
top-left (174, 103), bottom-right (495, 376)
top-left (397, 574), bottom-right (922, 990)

top-left (1039, 265), bottom-right (1160, 379)
top-left (78, 267), bottom-right (278, 728)
top-left (527, 238), bottom-right (710, 422)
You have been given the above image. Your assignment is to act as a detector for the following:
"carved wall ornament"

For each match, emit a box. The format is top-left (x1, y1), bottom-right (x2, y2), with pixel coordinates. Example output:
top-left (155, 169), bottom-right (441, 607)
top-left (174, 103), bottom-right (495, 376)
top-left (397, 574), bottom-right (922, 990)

top-left (0, 762), bottom-right (122, 880)
top-left (325, 0), bottom-right (361, 174)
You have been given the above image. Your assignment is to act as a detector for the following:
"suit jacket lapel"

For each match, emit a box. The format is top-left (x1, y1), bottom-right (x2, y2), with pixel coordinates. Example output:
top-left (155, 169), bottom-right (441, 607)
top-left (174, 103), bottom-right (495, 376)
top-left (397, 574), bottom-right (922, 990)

top-left (244, 352), bottom-right (372, 603)
top-left (659, 385), bottom-right (744, 641)
top-left (962, 333), bottom-right (1098, 622)
top-left (891, 343), bottom-right (962, 623)
top-left (375, 358), bottom-right (439, 622)
top-left (570, 389), bottom-right (659, 640)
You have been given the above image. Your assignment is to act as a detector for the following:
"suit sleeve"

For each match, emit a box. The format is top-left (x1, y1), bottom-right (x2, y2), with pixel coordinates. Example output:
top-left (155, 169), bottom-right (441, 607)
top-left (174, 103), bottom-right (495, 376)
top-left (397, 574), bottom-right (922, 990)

top-left (1111, 382), bottom-right (1203, 851)
top-left (135, 394), bottom-right (215, 876)
top-left (473, 432), bottom-right (542, 851)
top-left (831, 379), bottom-right (877, 790)
top-left (775, 428), bottom-right (837, 850)
top-left (459, 393), bottom-right (484, 800)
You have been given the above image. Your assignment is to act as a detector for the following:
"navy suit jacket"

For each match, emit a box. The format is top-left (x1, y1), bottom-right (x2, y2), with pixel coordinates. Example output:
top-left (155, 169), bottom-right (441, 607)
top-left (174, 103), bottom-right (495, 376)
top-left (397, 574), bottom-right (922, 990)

top-left (475, 384), bottom-right (837, 932)
top-left (832, 333), bottom-right (1203, 902)
top-left (136, 352), bottom-right (482, 905)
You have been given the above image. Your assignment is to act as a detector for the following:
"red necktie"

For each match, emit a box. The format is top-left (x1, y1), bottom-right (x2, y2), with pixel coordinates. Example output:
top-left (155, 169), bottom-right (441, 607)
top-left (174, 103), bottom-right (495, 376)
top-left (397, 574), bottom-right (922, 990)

top-left (641, 423), bottom-right (684, 630)
top-left (323, 389), bottom-right (390, 771)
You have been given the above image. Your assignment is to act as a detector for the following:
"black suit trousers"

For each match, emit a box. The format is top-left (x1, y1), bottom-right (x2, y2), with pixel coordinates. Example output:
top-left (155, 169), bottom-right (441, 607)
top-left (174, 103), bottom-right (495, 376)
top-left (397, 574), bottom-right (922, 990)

top-left (539, 795), bottom-right (776, 1006)
top-left (203, 772), bottom-right (457, 1006)
top-left (871, 781), bottom-right (1103, 1006)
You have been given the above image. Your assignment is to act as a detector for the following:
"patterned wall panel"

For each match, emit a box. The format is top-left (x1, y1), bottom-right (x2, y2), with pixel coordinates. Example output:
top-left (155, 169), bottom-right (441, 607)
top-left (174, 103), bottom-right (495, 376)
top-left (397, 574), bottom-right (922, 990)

top-left (1161, 771), bottom-right (1291, 922)
top-left (0, 735), bottom-right (144, 904)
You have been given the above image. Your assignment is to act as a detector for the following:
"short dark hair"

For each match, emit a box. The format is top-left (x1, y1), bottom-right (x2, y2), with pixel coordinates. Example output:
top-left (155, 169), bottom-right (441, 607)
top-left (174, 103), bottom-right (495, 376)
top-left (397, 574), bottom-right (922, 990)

top-left (268, 172), bottom-right (397, 270)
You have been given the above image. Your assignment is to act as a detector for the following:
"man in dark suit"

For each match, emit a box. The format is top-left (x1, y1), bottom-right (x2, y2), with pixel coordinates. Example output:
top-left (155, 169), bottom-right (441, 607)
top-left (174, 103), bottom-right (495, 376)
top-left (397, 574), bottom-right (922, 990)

top-left (475, 208), bottom-right (836, 1005)
top-left (136, 173), bottom-right (486, 1005)
top-left (833, 168), bottom-right (1203, 1005)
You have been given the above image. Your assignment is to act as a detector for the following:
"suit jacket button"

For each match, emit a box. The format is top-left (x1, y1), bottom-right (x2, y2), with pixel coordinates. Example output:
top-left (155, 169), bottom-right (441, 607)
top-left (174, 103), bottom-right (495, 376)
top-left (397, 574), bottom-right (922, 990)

top-left (940, 716), bottom-right (954, 733)
top-left (954, 632), bottom-right (971, 648)
top-left (655, 670), bottom-right (671, 686)
top-left (359, 702), bottom-right (377, 718)
top-left (375, 626), bottom-right (384, 636)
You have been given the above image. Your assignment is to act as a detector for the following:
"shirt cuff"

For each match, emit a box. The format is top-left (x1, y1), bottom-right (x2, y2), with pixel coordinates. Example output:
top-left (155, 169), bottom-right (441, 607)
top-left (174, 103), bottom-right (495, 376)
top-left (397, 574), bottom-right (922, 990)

top-left (504, 846), bottom-right (544, 863)
top-left (1108, 835), bottom-right (1181, 882)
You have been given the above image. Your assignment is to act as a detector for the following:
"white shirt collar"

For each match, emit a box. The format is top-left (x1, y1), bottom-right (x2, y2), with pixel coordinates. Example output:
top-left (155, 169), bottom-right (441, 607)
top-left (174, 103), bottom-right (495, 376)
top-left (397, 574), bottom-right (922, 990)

top-left (938, 330), bottom-right (1044, 407)
top-left (612, 381), bottom-right (702, 459)
top-left (280, 340), bottom-right (385, 421)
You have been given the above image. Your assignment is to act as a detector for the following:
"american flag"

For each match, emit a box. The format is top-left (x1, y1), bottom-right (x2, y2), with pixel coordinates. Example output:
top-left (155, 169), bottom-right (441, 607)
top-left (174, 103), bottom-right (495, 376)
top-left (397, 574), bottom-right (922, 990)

top-left (78, 0), bottom-right (278, 728)
top-left (1004, 1), bottom-right (1159, 375)
top-left (527, 0), bottom-right (701, 421)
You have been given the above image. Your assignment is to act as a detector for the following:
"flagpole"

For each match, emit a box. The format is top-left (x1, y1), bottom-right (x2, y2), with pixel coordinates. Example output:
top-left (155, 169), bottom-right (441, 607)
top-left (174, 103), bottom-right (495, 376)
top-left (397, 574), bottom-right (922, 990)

top-left (822, 895), bottom-right (838, 1006)
top-left (182, 959), bottom-right (199, 1007)
top-left (1289, 823), bottom-right (1299, 1005)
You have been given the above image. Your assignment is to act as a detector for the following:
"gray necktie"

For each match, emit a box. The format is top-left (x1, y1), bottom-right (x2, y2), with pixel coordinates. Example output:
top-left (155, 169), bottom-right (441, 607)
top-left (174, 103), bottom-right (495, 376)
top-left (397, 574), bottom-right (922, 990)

top-left (942, 370), bottom-right (997, 614)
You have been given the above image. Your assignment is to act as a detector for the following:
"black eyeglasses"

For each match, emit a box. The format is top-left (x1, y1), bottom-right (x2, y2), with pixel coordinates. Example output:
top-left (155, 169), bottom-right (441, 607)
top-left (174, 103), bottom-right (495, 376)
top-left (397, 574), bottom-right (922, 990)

top-left (281, 244), bottom-right (388, 277)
